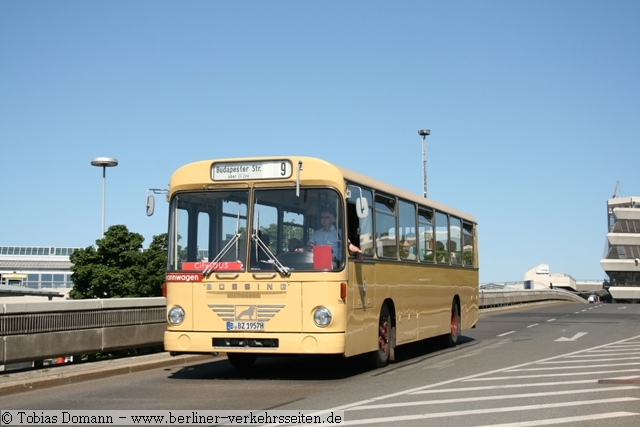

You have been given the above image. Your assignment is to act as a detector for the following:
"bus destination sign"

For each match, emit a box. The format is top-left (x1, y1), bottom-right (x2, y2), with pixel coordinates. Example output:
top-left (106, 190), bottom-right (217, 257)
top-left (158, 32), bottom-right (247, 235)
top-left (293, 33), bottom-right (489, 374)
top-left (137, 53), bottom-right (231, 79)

top-left (212, 160), bottom-right (293, 181)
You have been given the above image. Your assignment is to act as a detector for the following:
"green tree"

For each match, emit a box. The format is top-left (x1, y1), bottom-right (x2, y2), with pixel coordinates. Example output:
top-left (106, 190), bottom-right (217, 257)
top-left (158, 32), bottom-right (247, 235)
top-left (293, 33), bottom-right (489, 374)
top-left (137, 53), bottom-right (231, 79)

top-left (138, 232), bottom-right (168, 296)
top-left (69, 225), bottom-right (168, 299)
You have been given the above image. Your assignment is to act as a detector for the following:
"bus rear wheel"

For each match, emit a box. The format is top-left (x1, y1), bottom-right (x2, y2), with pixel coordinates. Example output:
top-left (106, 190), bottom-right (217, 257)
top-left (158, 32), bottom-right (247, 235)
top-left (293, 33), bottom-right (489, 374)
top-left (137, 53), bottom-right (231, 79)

top-left (371, 303), bottom-right (391, 368)
top-left (227, 353), bottom-right (257, 368)
top-left (442, 300), bottom-right (460, 348)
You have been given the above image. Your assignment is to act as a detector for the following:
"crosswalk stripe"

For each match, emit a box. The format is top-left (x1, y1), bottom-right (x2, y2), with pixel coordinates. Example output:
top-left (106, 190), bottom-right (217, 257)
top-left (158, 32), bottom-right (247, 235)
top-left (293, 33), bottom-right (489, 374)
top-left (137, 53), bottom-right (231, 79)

top-left (339, 399), bottom-right (639, 425)
top-left (471, 412), bottom-right (638, 427)
top-left (350, 387), bottom-right (637, 410)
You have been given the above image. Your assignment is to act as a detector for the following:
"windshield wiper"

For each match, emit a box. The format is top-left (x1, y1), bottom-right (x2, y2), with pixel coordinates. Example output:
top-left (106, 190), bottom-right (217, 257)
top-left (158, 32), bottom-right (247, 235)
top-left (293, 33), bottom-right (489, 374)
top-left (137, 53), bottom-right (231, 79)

top-left (251, 231), bottom-right (290, 276)
top-left (203, 210), bottom-right (243, 276)
top-left (203, 233), bottom-right (242, 276)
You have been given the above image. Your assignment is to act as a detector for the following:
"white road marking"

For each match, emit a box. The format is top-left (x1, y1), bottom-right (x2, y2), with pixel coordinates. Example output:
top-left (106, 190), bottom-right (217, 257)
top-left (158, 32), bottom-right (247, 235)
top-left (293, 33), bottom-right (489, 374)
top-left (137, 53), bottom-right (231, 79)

top-left (464, 368), bottom-right (640, 381)
top-left (540, 354), bottom-right (640, 366)
top-left (338, 398), bottom-right (639, 425)
top-left (281, 335), bottom-right (640, 426)
top-left (349, 386), bottom-right (637, 410)
top-left (555, 332), bottom-right (587, 342)
top-left (410, 379), bottom-right (599, 394)
top-left (472, 412), bottom-right (639, 427)
top-left (579, 352), bottom-right (640, 357)
top-left (506, 362), bottom-right (640, 372)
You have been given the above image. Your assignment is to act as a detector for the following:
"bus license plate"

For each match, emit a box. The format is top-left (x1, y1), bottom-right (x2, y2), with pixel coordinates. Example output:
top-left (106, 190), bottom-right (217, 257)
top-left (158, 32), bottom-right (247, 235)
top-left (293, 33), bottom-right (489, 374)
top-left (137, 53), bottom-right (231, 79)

top-left (226, 321), bottom-right (265, 331)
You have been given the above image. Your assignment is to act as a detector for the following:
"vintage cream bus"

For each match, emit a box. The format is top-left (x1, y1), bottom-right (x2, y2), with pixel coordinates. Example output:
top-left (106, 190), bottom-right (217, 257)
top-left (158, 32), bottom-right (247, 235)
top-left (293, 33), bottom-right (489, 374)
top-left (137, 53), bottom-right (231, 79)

top-left (148, 156), bottom-right (478, 368)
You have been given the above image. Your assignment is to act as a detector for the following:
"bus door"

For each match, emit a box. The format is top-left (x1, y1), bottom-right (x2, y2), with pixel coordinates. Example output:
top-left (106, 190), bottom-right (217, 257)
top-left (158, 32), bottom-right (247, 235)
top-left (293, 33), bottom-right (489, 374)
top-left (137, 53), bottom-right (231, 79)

top-left (345, 186), bottom-right (377, 357)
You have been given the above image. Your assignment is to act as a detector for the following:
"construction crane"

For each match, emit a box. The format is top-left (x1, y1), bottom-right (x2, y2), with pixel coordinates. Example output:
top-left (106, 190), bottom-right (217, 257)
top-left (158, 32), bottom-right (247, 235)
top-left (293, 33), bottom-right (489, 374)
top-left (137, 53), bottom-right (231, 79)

top-left (612, 181), bottom-right (620, 198)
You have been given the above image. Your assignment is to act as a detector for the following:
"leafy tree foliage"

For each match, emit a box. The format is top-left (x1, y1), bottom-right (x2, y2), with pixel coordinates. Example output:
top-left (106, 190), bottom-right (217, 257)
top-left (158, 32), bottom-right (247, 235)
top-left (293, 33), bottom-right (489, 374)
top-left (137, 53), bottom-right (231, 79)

top-left (69, 225), bottom-right (167, 299)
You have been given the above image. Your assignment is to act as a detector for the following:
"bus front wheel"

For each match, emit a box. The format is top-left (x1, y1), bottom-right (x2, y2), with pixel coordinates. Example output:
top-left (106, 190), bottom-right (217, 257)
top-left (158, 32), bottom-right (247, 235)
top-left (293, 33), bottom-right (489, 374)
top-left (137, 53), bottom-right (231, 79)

top-left (442, 300), bottom-right (460, 348)
top-left (371, 303), bottom-right (392, 368)
top-left (227, 353), bottom-right (257, 369)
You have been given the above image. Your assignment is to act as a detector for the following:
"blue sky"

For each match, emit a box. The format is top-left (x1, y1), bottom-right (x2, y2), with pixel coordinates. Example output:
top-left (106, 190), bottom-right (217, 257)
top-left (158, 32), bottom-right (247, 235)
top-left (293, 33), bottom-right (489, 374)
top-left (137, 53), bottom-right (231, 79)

top-left (1, 1), bottom-right (638, 284)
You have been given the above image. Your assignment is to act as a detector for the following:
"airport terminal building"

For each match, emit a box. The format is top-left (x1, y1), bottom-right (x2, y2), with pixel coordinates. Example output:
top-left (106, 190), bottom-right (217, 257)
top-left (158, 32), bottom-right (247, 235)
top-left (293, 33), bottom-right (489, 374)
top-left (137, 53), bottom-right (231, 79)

top-left (0, 246), bottom-right (78, 299)
top-left (600, 196), bottom-right (640, 303)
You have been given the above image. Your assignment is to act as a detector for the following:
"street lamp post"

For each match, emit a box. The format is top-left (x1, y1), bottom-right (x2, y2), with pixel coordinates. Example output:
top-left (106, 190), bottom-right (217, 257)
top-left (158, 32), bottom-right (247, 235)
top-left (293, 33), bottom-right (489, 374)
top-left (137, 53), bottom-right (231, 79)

top-left (418, 129), bottom-right (430, 198)
top-left (91, 157), bottom-right (118, 236)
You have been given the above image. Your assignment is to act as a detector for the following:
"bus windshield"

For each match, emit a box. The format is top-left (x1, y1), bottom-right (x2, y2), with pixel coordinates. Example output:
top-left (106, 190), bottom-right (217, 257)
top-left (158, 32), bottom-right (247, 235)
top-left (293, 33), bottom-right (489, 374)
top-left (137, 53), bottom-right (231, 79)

top-left (167, 187), bottom-right (345, 272)
top-left (168, 190), bottom-right (249, 272)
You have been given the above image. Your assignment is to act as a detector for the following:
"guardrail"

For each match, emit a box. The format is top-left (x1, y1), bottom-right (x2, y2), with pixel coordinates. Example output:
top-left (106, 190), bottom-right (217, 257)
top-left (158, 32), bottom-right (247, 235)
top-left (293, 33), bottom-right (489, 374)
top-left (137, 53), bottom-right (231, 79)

top-left (0, 290), bottom-right (586, 366)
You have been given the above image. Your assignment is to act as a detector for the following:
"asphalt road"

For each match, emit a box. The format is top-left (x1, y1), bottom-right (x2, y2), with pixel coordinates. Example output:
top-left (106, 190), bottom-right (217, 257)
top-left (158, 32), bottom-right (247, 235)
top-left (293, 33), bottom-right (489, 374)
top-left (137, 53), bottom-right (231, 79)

top-left (1, 301), bottom-right (639, 426)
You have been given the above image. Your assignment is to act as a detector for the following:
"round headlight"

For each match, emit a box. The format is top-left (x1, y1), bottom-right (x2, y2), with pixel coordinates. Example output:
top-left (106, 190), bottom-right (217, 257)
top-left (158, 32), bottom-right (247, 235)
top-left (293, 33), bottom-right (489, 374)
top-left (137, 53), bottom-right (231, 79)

top-left (168, 306), bottom-right (185, 326)
top-left (313, 307), bottom-right (332, 328)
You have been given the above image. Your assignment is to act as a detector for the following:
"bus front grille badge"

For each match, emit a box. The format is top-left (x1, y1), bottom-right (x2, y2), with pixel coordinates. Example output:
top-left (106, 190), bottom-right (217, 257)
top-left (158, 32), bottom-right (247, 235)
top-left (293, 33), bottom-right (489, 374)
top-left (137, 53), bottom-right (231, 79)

top-left (208, 304), bottom-right (285, 322)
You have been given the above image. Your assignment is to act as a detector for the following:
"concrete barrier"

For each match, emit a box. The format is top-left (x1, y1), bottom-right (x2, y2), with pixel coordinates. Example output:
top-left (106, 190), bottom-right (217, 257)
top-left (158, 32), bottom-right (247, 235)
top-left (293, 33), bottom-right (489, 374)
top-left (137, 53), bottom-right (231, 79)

top-left (479, 289), bottom-right (586, 309)
top-left (0, 298), bottom-right (165, 365)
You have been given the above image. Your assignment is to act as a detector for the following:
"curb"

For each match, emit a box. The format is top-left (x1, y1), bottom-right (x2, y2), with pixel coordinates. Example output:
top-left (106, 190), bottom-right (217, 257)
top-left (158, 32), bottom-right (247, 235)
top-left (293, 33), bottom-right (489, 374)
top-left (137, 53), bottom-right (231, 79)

top-left (0, 354), bottom-right (212, 397)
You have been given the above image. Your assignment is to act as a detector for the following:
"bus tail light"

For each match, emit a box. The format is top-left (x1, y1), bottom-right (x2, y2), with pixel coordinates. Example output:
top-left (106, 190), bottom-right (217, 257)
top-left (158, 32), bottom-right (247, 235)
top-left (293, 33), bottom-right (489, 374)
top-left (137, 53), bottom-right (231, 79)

top-left (161, 283), bottom-right (167, 297)
top-left (340, 282), bottom-right (347, 299)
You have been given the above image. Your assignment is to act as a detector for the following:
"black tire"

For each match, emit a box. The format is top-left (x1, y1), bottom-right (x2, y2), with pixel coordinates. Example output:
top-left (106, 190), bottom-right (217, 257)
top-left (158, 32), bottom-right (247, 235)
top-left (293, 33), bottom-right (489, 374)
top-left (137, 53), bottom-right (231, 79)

top-left (227, 353), bottom-right (257, 368)
top-left (371, 303), bottom-right (392, 368)
top-left (442, 300), bottom-right (460, 348)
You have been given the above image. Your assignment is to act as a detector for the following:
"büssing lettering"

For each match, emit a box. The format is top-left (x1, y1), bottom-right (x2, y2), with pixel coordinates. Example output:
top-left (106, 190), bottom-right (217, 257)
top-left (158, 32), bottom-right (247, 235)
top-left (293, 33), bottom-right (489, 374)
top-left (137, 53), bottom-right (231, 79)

top-left (217, 283), bottom-right (286, 291)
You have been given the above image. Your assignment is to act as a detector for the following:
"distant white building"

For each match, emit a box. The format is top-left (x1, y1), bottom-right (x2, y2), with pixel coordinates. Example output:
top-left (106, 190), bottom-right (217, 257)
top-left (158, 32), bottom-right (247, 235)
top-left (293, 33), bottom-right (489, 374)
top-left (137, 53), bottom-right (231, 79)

top-left (523, 264), bottom-right (603, 293)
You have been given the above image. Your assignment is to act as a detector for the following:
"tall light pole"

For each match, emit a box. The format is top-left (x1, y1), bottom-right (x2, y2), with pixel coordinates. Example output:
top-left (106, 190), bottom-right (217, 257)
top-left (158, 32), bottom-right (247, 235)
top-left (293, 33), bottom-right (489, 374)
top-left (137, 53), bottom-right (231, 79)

top-left (418, 129), bottom-right (430, 198)
top-left (91, 157), bottom-right (118, 236)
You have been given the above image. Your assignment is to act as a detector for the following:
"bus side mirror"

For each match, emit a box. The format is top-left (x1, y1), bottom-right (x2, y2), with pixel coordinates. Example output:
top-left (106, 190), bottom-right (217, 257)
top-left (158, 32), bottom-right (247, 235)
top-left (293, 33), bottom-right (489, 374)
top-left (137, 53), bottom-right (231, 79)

top-left (356, 197), bottom-right (369, 219)
top-left (146, 195), bottom-right (155, 217)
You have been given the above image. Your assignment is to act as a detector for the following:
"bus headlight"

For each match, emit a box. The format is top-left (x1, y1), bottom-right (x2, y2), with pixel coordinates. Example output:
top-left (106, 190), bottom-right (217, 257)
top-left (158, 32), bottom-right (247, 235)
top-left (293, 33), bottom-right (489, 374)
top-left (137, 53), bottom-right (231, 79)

top-left (167, 306), bottom-right (185, 326)
top-left (313, 307), bottom-right (332, 328)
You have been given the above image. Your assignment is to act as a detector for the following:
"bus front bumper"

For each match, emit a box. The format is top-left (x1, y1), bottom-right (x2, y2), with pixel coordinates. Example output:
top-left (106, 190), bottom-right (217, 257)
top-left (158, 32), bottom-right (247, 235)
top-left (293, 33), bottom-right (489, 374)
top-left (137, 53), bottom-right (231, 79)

top-left (164, 331), bottom-right (346, 355)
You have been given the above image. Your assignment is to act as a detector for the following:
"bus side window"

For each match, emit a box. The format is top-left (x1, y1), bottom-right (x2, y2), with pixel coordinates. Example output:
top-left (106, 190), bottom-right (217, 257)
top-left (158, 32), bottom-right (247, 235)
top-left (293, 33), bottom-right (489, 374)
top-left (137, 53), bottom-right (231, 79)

top-left (375, 194), bottom-right (397, 259)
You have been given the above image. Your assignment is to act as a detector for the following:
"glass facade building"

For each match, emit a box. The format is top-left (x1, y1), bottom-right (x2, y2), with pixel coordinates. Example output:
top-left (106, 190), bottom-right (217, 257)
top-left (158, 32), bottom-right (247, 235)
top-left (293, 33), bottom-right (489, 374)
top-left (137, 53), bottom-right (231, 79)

top-left (0, 246), bottom-right (79, 289)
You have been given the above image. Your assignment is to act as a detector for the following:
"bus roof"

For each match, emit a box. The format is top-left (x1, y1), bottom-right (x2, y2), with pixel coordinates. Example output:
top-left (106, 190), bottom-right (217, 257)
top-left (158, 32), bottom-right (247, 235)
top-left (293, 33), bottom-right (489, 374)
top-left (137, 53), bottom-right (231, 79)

top-left (171, 156), bottom-right (477, 223)
top-left (332, 162), bottom-right (476, 224)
